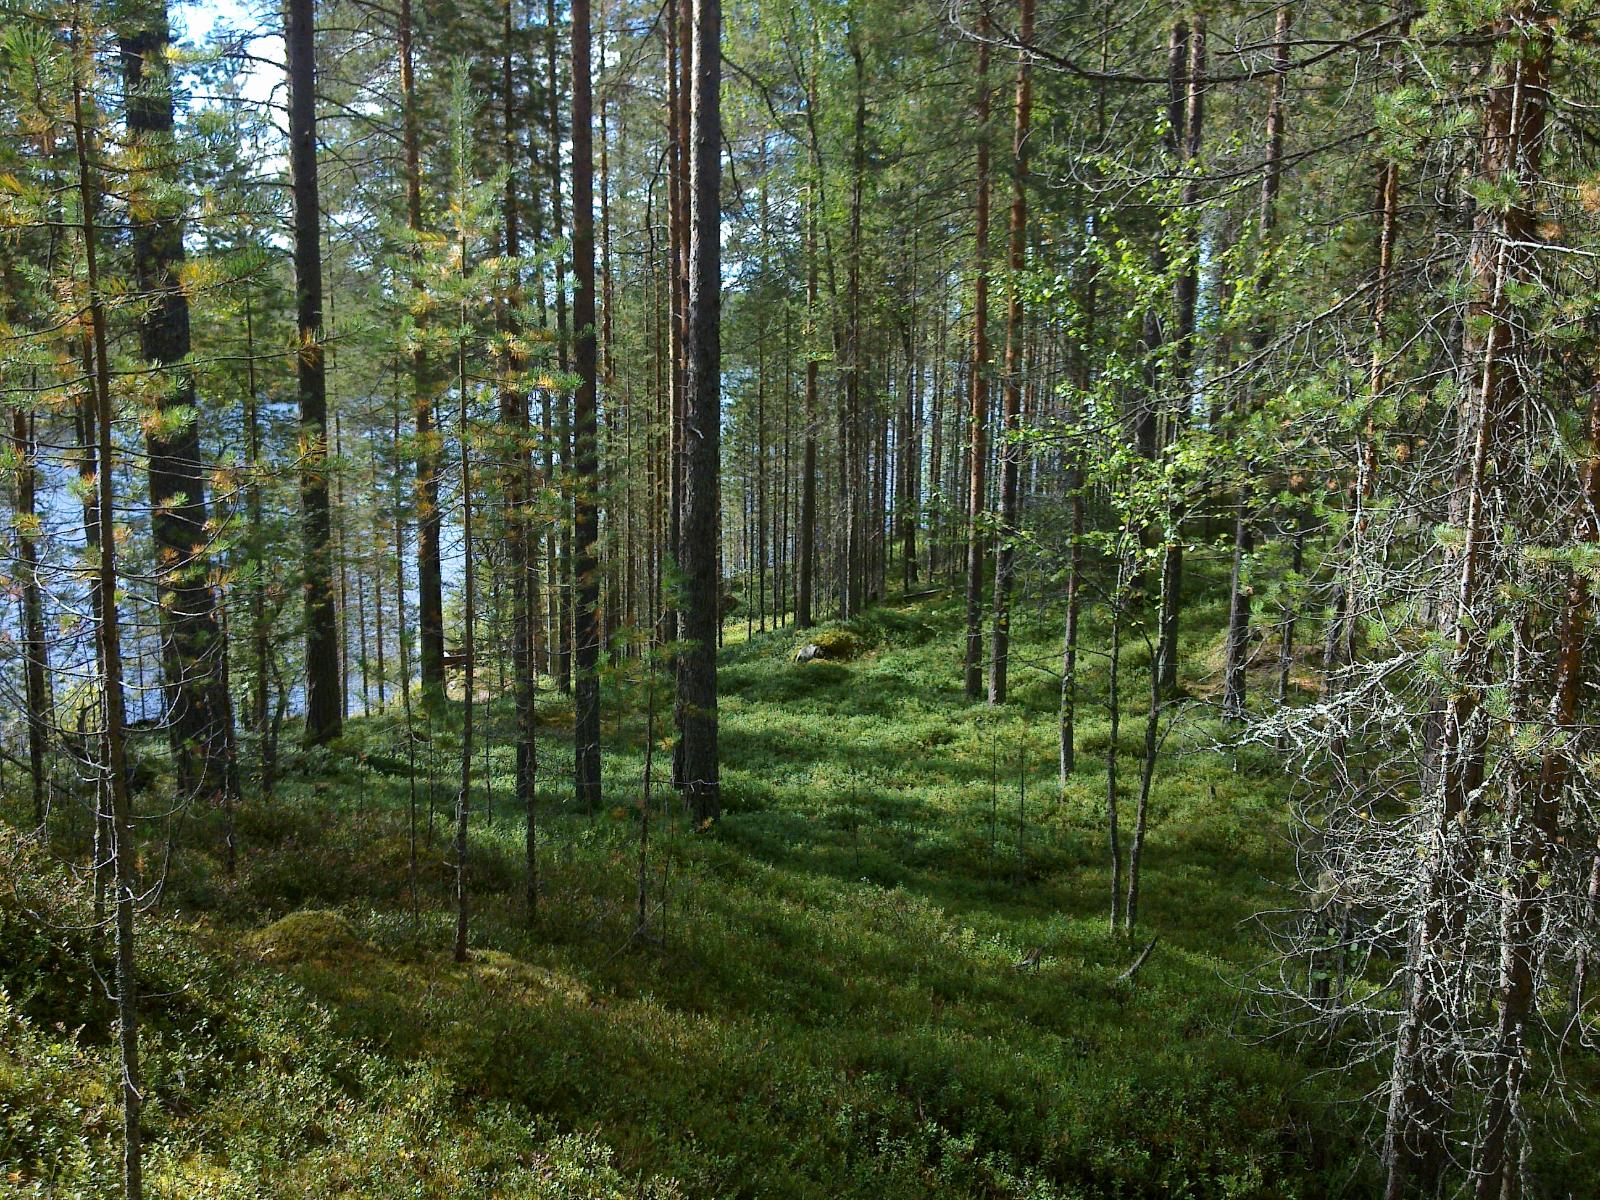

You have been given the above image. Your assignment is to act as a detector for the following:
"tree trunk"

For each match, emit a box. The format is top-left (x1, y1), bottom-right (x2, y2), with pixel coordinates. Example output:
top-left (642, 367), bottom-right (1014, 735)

top-left (500, 0), bottom-right (540, 910)
top-left (1222, 5), bottom-right (1289, 721)
top-left (12, 403), bottom-right (49, 827)
top-left (71, 45), bottom-right (142, 1197)
top-left (1472, 26), bottom-right (1561, 1199)
top-left (571, 0), bottom-right (603, 811)
top-left (547, 0), bottom-right (574, 695)
top-left (1058, 228), bottom-right (1093, 785)
top-left (1154, 15), bottom-right (1205, 696)
top-left (120, 3), bottom-right (238, 801)
top-left (678, 0), bottom-right (722, 823)
top-left (988, 0), bottom-right (1034, 705)
top-left (1383, 16), bottom-right (1549, 1195)
top-left (285, 0), bottom-right (341, 743)
top-left (452, 295), bottom-right (474, 964)
top-left (797, 171), bottom-right (820, 629)
top-left (962, 23), bottom-right (992, 702)
top-left (396, 0), bottom-right (444, 700)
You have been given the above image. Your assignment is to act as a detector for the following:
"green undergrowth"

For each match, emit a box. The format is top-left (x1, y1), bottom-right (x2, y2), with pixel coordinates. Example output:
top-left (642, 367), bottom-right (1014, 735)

top-left (4, 574), bottom-right (1377, 1198)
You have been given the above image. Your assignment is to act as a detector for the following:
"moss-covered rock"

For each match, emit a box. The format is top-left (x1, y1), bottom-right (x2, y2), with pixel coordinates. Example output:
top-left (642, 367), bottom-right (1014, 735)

top-left (793, 628), bottom-right (863, 663)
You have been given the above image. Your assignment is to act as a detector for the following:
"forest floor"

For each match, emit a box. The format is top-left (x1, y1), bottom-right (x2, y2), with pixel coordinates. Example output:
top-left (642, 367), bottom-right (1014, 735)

top-left (2, 578), bottom-right (1414, 1198)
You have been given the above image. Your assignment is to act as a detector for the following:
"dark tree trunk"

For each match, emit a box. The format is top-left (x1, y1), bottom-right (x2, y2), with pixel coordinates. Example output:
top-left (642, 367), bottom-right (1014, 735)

top-left (898, 269), bottom-right (919, 591)
top-left (1155, 15), bottom-right (1205, 696)
top-left (547, 0), bottom-right (574, 695)
top-left (678, 0), bottom-right (721, 823)
top-left (1383, 16), bottom-right (1549, 1195)
top-left (1222, 5), bottom-right (1289, 722)
top-left (120, 4), bottom-right (238, 802)
top-left (962, 24), bottom-right (992, 702)
top-left (500, 0), bottom-right (540, 906)
top-left (452, 294), bottom-right (474, 964)
top-left (571, 0), bottom-right (603, 811)
top-left (988, 0), bottom-right (1033, 705)
top-left (0, 251), bottom-right (49, 827)
top-left (11, 404), bottom-right (49, 826)
top-left (285, 0), bottom-right (341, 743)
top-left (796, 167), bottom-right (820, 629)
top-left (70, 51), bottom-right (141, 1198)
top-left (398, 0), bottom-right (445, 700)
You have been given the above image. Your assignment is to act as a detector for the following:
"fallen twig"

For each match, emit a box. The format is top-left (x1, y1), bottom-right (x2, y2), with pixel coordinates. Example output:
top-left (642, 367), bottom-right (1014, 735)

top-left (1116, 936), bottom-right (1159, 984)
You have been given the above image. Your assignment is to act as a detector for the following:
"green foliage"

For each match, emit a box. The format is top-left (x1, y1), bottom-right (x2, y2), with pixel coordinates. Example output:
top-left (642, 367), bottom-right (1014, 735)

top-left (0, 586), bottom-right (1372, 1199)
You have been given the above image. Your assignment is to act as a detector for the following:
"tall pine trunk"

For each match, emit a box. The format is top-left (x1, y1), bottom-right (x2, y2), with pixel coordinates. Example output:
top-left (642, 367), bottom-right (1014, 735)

top-left (796, 169), bottom-right (820, 629)
top-left (678, 0), bottom-right (721, 822)
top-left (1382, 15), bottom-right (1549, 1194)
top-left (961, 24), bottom-right (992, 702)
top-left (1221, 6), bottom-right (1289, 721)
top-left (285, 0), bottom-right (341, 743)
top-left (499, 0), bottom-right (540, 910)
top-left (71, 40), bottom-right (142, 1197)
top-left (397, 0), bottom-right (445, 700)
top-left (571, 0), bottom-right (603, 811)
top-left (120, 2), bottom-right (238, 803)
top-left (988, 0), bottom-right (1033, 705)
top-left (1154, 15), bottom-right (1204, 695)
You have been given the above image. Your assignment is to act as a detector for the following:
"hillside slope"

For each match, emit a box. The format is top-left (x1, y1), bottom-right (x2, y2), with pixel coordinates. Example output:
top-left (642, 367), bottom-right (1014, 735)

top-left (6, 588), bottom-right (1372, 1198)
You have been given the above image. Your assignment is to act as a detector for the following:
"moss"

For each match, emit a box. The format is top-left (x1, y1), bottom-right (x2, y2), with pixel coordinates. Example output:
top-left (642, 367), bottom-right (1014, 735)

top-left (245, 909), bottom-right (365, 964)
top-left (469, 949), bottom-right (591, 1003)
top-left (794, 627), bottom-right (864, 663)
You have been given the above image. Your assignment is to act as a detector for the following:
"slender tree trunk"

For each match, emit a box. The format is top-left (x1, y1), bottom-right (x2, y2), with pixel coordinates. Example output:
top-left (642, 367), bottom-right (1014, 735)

top-left (756, 158), bottom-right (770, 630)
top-left (664, 0), bottom-right (685, 651)
top-left (1154, 15), bottom-right (1205, 696)
top-left (797, 175), bottom-right (820, 629)
top-left (285, 0), bottom-right (341, 743)
top-left (452, 297), bottom-right (474, 963)
top-left (500, 0), bottom-right (540, 909)
top-left (962, 23), bottom-right (992, 702)
top-left (243, 295), bottom-right (273, 796)
top-left (397, 0), bottom-right (444, 700)
top-left (898, 231), bottom-right (920, 591)
top-left (547, 0), bottom-right (574, 695)
top-left (841, 29), bottom-right (867, 618)
top-left (571, 0), bottom-right (603, 811)
top-left (8, 399), bottom-right (48, 827)
top-left (1125, 553), bottom-right (1169, 930)
top-left (678, 0), bottom-right (721, 823)
top-left (71, 45), bottom-right (141, 1197)
top-left (988, 0), bottom-right (1033, 705)
top-left (1058, 236), bottom-right (1093, 785)
top-left (1222, 5), bottom-right (1289, 721)
top-left (1105, 547), bottom-right (1128, 933)
top-left (1383, 17), bottom-right (1549, 1194)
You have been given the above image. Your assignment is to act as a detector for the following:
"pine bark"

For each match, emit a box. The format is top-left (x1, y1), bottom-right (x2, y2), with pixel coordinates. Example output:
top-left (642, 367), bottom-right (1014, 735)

top-left (397, 0), bottom-right (445, 699)
top-left (1222, 6), bottom-right (1289, 721)
top-left (120, 2), bottom-right (237, 799)
top-left (678, 0), bottom-right (722, 822)
top-left (962, 25), bottom-right (992, 702)
top-left (571, 0), bottom-right (603, 811)
top-left (285, 0), bottom-right (341, 743)
top-left (988, 0), bottom-right (1034, 705)
top-left (499, 0), bottom-right (539, 908)
top-left (1154, 15), bottom-right (1205, 695)
top-left (796, 166), bottom-right (820, 629)
top-left (71, 47), bottom-right (142, 1198)
top-left (1382, 15), bottom-right (1550, 1195)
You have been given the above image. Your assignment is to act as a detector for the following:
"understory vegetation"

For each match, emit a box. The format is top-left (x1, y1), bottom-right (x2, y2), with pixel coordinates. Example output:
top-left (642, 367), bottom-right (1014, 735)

top-left (7, 585), bottom-right (1598, 1199)
top-left (7, 587), bottom-right (1319, 1198)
